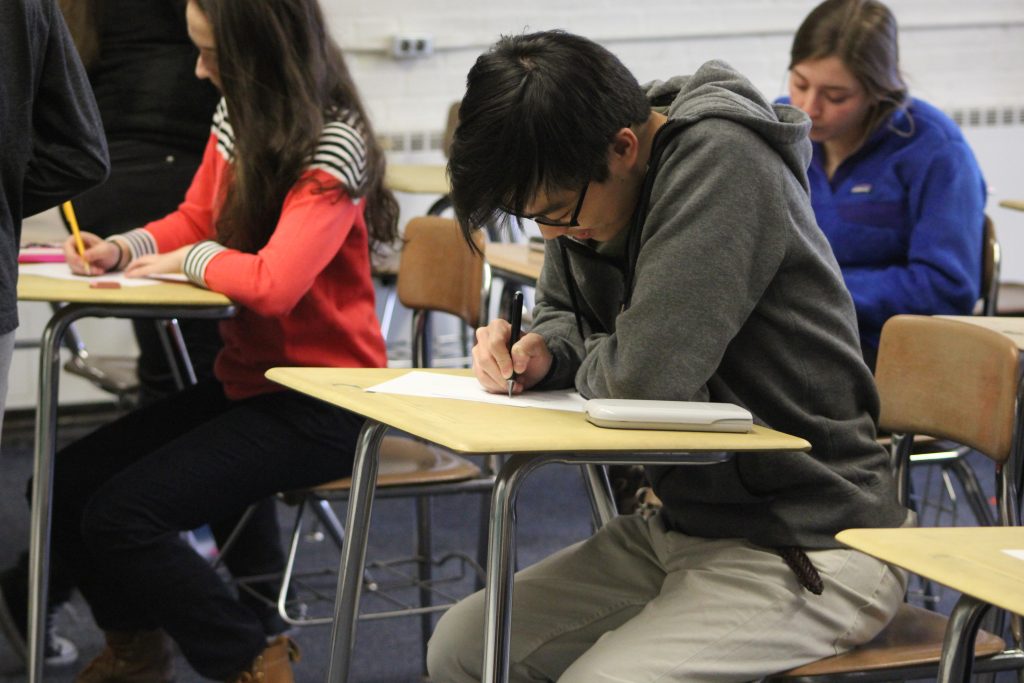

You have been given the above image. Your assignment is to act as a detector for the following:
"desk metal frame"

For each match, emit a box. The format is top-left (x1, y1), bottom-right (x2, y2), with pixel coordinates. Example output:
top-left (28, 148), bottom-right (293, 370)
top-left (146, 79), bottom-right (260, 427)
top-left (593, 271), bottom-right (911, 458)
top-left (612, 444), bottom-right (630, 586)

top-left (325, 419), bottom-right (735, 683)
top-left (27, 301), bottom-right (234, 683)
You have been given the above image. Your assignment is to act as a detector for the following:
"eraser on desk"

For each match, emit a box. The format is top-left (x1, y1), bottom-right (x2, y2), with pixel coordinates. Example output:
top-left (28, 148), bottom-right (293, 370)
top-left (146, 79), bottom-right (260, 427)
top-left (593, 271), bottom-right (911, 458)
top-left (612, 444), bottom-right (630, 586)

top-left (89, 281), bottom-right (121, 289)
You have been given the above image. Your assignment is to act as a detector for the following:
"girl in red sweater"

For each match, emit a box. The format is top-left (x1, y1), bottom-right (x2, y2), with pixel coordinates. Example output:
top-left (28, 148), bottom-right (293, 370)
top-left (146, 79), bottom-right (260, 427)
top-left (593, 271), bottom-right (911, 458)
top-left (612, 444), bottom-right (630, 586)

top-left (40, 1), bottom-right (397, 680)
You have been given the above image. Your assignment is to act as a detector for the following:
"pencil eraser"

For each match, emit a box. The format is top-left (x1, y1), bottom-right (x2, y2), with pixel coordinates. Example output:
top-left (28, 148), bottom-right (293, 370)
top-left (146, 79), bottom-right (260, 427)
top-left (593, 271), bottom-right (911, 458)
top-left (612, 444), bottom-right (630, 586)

top-left (89, 281), bottom-right (121, 289)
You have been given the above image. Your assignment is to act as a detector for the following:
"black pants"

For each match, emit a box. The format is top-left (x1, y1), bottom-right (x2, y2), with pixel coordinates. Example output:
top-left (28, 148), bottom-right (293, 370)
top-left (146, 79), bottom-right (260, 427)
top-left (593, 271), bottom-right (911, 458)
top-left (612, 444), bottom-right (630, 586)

top-left (48, 379), bottom-right (363, 679)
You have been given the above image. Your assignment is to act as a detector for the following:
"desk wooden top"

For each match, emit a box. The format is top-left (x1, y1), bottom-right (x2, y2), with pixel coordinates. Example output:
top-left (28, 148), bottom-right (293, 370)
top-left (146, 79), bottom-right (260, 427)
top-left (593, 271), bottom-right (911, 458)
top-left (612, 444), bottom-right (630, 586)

top-left (266, 367), bottom-right (810, 456)
top-left (838, 526), bottom-right (1024, 617)
top-left (939, 315), bottom-right (1024, 350)
top-left (385, 164), bottom-right (449, 195)
top-left (486, 243), bottom-right (544, 285)
top-left (17, 273), bottom-right (232, 307)
top-left (999, 199), bottom-right (1024, 212)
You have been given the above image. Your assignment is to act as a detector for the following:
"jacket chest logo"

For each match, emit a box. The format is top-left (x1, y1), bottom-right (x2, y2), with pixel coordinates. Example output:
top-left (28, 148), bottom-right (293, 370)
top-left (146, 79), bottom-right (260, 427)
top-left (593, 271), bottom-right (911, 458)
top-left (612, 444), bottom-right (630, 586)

top-left (850, 183), bottom-right (873, 194)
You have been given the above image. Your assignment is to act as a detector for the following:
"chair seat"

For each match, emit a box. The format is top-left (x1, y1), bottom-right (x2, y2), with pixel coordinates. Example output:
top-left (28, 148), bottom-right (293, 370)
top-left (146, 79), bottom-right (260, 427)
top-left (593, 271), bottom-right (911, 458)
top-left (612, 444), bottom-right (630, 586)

top-left (309, 435), bottom-right (481, 492)
top-left (775, 603), bottom-right (1005, 677)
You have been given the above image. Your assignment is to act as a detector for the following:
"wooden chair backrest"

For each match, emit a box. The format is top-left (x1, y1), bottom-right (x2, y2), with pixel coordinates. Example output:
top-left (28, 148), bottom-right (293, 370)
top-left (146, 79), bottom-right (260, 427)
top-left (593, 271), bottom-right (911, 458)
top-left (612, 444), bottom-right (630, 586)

top-left (875, 314), bottom-right (1019, 465)
top-left (397, 216), bottom-right (486, 328)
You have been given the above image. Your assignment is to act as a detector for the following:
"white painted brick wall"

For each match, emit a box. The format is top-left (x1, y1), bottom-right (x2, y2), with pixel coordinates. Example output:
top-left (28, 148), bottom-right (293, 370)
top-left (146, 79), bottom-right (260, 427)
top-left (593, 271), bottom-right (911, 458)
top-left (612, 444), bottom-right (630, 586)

top-left (327, 0), bottom-right (1024, 282)
top-left (322, 0), bottom-right (1024, 137)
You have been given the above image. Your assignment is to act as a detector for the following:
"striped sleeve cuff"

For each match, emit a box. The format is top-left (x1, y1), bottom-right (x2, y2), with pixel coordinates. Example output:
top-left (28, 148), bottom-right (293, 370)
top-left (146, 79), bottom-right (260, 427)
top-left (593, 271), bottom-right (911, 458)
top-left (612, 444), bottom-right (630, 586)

top-left (183, 240), bottom-right (228, 288)
top-left (121, 229), bottom-right (158, 261)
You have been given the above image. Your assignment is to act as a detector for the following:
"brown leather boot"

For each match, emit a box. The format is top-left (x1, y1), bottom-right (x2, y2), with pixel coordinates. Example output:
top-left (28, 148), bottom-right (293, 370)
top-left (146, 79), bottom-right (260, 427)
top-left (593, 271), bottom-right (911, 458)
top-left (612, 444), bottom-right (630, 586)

top-left (74, 629), bottom-right (174, 683)
top-left (228, 636), bottom-right (300, 683)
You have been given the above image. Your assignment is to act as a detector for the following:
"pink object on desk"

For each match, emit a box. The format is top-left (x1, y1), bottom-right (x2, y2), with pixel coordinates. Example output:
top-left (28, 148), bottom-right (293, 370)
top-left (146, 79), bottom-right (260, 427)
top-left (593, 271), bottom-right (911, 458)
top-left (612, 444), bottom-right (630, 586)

top-left (18, 247), bottom-right (66, 264)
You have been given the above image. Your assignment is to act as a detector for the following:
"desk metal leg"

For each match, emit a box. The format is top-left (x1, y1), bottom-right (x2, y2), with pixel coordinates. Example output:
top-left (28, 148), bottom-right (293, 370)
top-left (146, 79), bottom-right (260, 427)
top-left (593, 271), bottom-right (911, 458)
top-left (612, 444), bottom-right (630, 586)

top-left (26, 303), bottom-right (233, 683)
top-left (28, 305), bottom-right (83, 683)
top-left (937, 594), bottom-right (991, 682)
top-left (326, 420), bottom-right (387, 683)
top-left (482, 453), bottom-right (550, 683)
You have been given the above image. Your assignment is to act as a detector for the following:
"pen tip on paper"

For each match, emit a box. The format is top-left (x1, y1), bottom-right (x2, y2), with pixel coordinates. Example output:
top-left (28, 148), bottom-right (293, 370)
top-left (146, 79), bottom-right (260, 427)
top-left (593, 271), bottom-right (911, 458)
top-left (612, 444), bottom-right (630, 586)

top-left (507, 379), bottom-right (514, 399)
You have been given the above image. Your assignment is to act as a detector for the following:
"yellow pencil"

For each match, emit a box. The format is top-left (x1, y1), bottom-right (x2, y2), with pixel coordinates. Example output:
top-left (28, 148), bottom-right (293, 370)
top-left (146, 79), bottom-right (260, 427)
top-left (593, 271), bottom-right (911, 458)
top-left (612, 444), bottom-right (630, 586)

top-left (61, 201), bottom-right (91, 275)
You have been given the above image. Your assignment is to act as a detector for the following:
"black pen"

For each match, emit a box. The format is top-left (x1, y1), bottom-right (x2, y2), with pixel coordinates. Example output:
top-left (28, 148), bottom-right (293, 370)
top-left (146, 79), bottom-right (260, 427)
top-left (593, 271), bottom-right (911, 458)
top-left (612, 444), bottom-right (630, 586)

top-left (507, 290), bottom-right (523, 398)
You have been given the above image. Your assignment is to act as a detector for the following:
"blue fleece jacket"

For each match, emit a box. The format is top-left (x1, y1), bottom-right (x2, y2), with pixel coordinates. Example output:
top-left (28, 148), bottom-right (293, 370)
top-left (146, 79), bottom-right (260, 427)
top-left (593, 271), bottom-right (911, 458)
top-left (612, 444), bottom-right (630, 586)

top-left (780, 97), bottom-right (985, 359)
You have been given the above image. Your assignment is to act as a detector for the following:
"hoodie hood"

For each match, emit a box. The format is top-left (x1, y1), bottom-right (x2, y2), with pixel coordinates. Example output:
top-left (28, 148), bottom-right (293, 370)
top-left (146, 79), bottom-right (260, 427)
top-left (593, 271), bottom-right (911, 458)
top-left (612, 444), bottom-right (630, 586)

top-left (643, 60), bottom-right (812, 189)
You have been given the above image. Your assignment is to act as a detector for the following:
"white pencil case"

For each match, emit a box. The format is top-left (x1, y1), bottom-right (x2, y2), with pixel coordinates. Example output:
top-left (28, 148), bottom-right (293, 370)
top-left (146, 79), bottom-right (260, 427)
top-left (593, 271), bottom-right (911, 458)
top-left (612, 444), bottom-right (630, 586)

top-left (584, 399), bottom-right (753, 432)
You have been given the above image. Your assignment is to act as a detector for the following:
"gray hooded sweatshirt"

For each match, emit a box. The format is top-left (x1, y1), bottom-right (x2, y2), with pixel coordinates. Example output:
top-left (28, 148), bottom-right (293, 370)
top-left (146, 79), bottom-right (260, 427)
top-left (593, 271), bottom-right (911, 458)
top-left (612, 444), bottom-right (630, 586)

top-left (530, 60), bottom-right (908, 550)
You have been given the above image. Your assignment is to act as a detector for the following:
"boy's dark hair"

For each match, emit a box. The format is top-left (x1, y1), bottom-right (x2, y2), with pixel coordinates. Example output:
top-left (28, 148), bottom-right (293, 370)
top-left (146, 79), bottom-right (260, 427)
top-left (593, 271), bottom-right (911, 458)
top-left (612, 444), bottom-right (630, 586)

top-left (448, 30), bottom-right (650, 247)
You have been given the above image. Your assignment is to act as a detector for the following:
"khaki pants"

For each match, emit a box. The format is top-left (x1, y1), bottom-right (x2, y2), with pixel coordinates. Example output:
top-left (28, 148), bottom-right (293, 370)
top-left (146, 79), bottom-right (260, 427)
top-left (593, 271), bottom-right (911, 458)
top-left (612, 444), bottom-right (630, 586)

top-left (428, 513), bottom-right (906, 682)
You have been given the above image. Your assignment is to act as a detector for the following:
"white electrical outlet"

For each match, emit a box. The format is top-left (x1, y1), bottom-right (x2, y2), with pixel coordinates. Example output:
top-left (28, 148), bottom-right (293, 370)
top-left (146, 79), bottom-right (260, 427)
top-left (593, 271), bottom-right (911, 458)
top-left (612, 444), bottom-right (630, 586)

top-left (391, 34), bottom-right (434, 59)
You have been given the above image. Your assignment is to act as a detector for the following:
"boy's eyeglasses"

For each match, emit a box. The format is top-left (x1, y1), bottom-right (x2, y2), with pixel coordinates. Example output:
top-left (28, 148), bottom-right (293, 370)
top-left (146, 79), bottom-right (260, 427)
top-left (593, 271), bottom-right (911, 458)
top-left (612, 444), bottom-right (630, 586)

top-left (528, 183), bottom-right (589, 228)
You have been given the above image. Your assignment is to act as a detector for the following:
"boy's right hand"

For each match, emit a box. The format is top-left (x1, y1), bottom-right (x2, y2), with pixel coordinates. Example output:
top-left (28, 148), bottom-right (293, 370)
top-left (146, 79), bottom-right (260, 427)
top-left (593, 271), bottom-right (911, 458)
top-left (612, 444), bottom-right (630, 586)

top-left (62, 232), bottom-right (121, 275)
top-left (472, 319), bottom-right (553, 395)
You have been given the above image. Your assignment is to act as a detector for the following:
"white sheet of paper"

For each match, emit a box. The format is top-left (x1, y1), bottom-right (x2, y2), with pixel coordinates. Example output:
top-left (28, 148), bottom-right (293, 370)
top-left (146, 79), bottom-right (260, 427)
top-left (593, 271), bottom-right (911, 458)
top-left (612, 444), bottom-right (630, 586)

top-left (19, 262), bottom-right (162, 287)
top-left (366, 371), bottom-right (587, 412)
top-left (1002, 549), bottom-right (1024, 561)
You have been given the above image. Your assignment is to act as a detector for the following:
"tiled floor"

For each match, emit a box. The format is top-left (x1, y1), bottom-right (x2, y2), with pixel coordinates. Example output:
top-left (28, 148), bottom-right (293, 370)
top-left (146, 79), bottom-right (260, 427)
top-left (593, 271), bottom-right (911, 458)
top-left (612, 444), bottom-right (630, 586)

top-left (0, 410), bottom-right (1015, 681)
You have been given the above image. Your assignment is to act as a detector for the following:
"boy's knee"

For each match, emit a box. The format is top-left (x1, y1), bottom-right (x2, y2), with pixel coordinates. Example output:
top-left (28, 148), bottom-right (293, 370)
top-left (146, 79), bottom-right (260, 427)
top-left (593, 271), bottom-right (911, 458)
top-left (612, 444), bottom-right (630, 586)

top-left (427, 592), bottom-right (486, 683)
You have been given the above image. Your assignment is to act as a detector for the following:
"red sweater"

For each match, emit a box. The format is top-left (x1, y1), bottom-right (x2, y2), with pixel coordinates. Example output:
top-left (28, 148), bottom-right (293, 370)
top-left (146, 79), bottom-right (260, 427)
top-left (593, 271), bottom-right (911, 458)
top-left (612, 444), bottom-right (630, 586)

top-left (120, 101), bottom-right (386, 399)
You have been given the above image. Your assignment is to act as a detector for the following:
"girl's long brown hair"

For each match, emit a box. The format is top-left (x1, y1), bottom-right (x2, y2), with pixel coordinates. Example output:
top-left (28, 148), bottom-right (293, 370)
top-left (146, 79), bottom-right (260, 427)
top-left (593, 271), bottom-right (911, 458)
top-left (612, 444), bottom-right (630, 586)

top-left (193, 0), bottom-right (398, 253)
top-left (790, 0), bottom-right (909, 140)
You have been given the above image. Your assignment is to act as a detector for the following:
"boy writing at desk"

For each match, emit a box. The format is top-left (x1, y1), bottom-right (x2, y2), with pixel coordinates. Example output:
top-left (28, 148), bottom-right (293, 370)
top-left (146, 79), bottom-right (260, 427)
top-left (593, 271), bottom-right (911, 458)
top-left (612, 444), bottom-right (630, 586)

top-left (427, 31), bottom-right (912, 682)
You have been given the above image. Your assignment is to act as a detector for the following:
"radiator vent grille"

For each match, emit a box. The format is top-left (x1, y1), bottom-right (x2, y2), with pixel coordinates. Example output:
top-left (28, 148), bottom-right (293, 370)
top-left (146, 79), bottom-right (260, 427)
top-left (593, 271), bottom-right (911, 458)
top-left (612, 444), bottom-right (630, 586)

top-left (383, 130), bottom-right (445, 153)
top-left (381, 106), bottom-right (1024, 153)
top-left (948, 106), bottom-right (1024, 128)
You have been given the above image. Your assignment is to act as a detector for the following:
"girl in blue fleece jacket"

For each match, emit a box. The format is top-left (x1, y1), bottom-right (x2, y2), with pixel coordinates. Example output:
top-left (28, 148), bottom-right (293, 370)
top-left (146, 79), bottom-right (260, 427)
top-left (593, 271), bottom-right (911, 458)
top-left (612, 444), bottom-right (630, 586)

top-left (784, 0), bottom-right (985, 368)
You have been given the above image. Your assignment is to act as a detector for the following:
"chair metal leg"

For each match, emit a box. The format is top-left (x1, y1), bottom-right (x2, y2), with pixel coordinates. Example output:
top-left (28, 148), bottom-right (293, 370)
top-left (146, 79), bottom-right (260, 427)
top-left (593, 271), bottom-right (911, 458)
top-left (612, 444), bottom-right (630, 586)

top-left (411, 310), bottom-right (430, 370)
top-left (378, 288), bottom-right (398, 341)
top-left (211, 503), bottom-right (258, 570)
top-left (948, 455), bottom-right (996, 526)
top-left (426, 194), bottom-right (452, 216)
top-left (278, 498), bottom-right (311, 624)
top-left (475, 485), bottom-right (490, 592)
top-left (938, 594), bottom-right (991, 682)
top-left (155, 318), bottom-right (198, 390)
top-left (310, 498), bottom-right (347, 548)
top-left (416, 496), bottom-right (433, 674)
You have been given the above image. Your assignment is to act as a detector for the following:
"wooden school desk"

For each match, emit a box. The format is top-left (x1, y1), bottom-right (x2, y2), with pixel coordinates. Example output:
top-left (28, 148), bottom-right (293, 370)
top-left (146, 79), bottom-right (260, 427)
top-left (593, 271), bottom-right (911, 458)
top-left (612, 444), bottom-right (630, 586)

top-left (485, 242), bottom-right (543, 288)
top-left (385, 163), bottom-right (451, 216)
top-left (486, 242), bottom-right (544, 323)
top-left (939, 314), bottom-right (1024, 349)
top-left (837, 526), bottom-right (1024, 681)
top-left (17, 272), bottom-right (234, 683)
top-left (264, 366), bottom-right (811, 683)
top-left (384, 163), bottom-right (449, 196)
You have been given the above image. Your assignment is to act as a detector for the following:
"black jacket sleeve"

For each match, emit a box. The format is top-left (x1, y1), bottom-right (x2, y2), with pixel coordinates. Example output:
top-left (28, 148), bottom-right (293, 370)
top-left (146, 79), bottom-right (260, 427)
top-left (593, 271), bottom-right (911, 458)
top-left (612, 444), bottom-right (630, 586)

top-left (22, 0), bottom-right (109, 217)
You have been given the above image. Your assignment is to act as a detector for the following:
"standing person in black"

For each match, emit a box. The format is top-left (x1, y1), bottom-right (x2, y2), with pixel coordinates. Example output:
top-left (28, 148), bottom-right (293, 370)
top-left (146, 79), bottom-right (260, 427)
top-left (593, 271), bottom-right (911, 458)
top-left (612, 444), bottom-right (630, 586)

top-left (0, 0), bottom-right (108, 667)
top-left (0, 0), bottom-right (290, 669)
